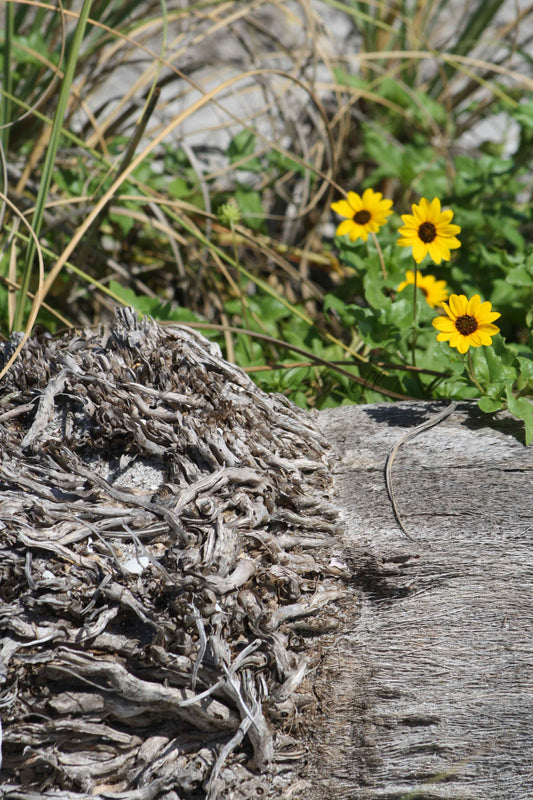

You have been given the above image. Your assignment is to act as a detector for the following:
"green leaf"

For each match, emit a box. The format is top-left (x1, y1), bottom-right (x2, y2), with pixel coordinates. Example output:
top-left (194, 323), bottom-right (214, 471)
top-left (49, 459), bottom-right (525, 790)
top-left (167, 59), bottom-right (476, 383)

top-left (512, 101), bottom-right (533, 130)
top-left (52, 167), bottom-right (85, 197)
top-left (478, 396), bottom-right (503, 413)
top-left (472, 335), bottom-right (518, 386)
top-left (14, 0), bottom-right (93, 330)
top-left (107, 281), bottom-right (204, 324)
top-left (109, 208), bottom-right (135, 236)
top-left (228, 130), bottom-right (263, 173)
top-left (506, 262), bottom-right (533, 287)
top-left (167, 177), bottom-right (192, 200)
top-left (324, 294), bottom-right (360, 329)
top-left (506, 388), bottom-right (533, 446)
top-left (234, 186), bottom-right (264, 230)
top-left (516, 356), bottom-right (533, 392)
top-left (11, 32), bottom-right (60, 66)
top-left (267, 149), bottom-right (311, 179)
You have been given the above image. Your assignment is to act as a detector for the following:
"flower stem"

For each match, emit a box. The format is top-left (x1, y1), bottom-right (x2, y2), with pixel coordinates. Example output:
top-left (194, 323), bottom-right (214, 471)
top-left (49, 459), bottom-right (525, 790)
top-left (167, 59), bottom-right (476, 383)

top-left (230, 219), bottom-right (253, 363)
top-left (466, 350), bottom-right (484, 394)
top-left (371, 232), bottom-right (387, 279)
top-left (411, 266), bottom-right (418, 366)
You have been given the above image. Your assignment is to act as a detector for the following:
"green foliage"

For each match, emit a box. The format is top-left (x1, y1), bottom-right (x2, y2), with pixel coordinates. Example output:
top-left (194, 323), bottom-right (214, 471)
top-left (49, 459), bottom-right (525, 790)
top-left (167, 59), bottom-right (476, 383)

top-left (0, 0), bottom-right (531, 442)
top-left (323, 131), bottom-right (533, 440)
top-left (319, 82), bottom-right (532, 442)
top-left (228, 130), bottom-right (264, 173)
top-left (108, 281), bottom-right (206, 325)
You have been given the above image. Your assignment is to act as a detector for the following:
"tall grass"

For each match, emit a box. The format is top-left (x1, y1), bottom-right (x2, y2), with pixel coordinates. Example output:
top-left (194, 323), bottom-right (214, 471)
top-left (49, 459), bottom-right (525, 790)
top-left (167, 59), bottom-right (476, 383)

top-left (0, 0), bottom-right (532, 415)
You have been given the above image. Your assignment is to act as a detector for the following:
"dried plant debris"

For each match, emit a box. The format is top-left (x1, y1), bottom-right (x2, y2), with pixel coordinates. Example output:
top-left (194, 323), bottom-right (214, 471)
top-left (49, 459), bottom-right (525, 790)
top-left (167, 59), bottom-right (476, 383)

top-left (0, 308), bottom-right (344, 800)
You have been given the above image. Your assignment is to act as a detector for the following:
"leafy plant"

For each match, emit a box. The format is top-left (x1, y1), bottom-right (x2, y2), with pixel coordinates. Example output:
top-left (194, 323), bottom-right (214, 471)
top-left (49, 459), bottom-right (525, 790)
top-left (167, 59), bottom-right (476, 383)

top-left (0, 0), bottom-right (531, 439)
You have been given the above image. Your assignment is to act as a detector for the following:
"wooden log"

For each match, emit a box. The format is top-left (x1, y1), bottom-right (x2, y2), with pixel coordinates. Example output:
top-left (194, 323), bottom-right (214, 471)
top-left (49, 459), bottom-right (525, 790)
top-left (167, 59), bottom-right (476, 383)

top-left (307, 401), bottom-right (533, 800)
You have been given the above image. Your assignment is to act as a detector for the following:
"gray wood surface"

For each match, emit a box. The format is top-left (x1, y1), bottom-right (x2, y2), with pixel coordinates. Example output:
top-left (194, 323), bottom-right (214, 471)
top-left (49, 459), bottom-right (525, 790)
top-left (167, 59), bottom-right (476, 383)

top-left (307, 401), bottom-right (533, 800)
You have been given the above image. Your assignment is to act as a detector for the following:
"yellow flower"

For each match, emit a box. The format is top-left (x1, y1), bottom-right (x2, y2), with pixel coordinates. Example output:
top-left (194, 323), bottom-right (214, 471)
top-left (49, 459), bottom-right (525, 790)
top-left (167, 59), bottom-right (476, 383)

top-left (397, 197), bottom-right (461, 264)
top-left (397, 270), bottom-right (449, 309)
top-left (331, 188), bottom-right (393, 243)
top-left (432, 294), bottom-right (501, 354)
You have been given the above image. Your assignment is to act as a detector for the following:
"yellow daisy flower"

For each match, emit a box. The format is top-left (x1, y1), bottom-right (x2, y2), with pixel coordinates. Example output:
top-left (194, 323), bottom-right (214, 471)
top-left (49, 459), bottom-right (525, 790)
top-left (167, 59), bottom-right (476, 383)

top-left (397, 270), bottom-right (449, 309)
top-left (432, 294), bottom-right (501, 354)
top-left (331, 188), bottom-right (393, 243)
top-left (397, 197), bottom-right (461, 264)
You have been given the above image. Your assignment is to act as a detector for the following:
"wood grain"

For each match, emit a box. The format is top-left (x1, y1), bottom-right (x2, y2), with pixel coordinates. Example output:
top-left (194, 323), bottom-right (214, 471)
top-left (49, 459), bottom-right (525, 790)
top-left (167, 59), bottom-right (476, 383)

top-left (307, 401), bottom-right (533, 800)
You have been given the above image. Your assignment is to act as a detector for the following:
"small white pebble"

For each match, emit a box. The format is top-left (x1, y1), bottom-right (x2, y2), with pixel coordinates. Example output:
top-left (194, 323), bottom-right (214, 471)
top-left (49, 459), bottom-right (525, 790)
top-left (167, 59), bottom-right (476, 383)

top-left (328, 557), bottom-right (348, 573)
top-left (122, 556), bottom-right (150, 575)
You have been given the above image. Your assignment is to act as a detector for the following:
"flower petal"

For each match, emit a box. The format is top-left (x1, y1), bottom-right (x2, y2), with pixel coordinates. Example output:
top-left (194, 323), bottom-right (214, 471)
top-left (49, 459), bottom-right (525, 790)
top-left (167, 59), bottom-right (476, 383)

top-left (438, 224), bottom-right (461, 237)
top-left (336, 220), bottom-right (355, 237)
top-left (468, 331), bottom-right (483, 347)
top-left (397, 227), bottom-right (418, 241)
top-left (438, 209), bottom-right (454, 225)
top-left (477, 330), bottom-right (497, 345)
top-left (478, 323), bottom-right (501, 335)
top-left (411, 240), bottom-right (427, 263)
top-left (428, 241), bottom-right (448, 264)
top-left (416, 197), bottom-right (431, 219)
top-left (448, 294), bottom-right (467, 318)
top-left (347, 191), bottom-right (363, 210)
top-left (455, 335), bottom-right (470, 354)
top-left (432, 316), bottom-right (456, 333)
top-left (428, 197), bottom-right (442, 219)
top-left (476, 301), bottom-right (501, 323)
top-left (399, 214), bottom-right (417, 228)
top-left (331, 200), bottom-right (354, 218)
top-left (466, 295), bottom-right (481, 315)
top-left (362, 187), bottom-right (379, 204)
top-left (445, 236), bottom-right (461, 250)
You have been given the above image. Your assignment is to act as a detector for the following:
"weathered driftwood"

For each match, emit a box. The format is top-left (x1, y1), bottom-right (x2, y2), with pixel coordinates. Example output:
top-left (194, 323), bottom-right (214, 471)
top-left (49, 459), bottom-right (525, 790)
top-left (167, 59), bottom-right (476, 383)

top-left (307, 401), bottom-right (533, 800)
top-left (0, 309), bottom-right (344, 799)
top-left (1, 311), bottom-right (532, 800)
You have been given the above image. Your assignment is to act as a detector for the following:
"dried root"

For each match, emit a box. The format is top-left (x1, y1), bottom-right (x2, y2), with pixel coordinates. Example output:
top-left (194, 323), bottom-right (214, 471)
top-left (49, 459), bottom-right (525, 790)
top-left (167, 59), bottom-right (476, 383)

top-left (0, 309), bottom-right (345, 799)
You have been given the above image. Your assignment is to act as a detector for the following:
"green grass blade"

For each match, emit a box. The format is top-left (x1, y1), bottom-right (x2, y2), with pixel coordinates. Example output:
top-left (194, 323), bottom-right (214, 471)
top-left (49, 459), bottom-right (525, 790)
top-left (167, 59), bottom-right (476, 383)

top-left (428, 0), bottom-right (504, 96)
top-left (14, 0), bottom-right (94, 331)
top-left (1, 1), bottom-right (14, 155)
top-left (451, 0), bottom-right (504, 57)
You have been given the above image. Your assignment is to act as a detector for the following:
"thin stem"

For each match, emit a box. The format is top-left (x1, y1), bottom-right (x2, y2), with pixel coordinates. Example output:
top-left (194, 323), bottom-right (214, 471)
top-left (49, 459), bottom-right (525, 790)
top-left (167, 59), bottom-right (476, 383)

top-left (1, 2), bottom-right (14, 154)
top-left (76, 85), bottom-right (161, 267)
top-left (371, 231), bottom-right (387, 279)
top-left (230, 219), bottom-right (253, 364)
top-left (411, 266), bottom-right (418, 366)
top-left (466, 350), bottom-right (484, 394)
top-left (14, 0), bottom-right (93, 331)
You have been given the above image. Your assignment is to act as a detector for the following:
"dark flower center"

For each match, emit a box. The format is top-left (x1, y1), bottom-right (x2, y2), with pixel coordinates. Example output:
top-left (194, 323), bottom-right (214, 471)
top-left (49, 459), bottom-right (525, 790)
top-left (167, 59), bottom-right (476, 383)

top-left (353, 209), bottom-right (371, 225)
top-left (418, 221), bottom-right (437, 243)
top-left (455, 314), bottom-right (478, 336)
